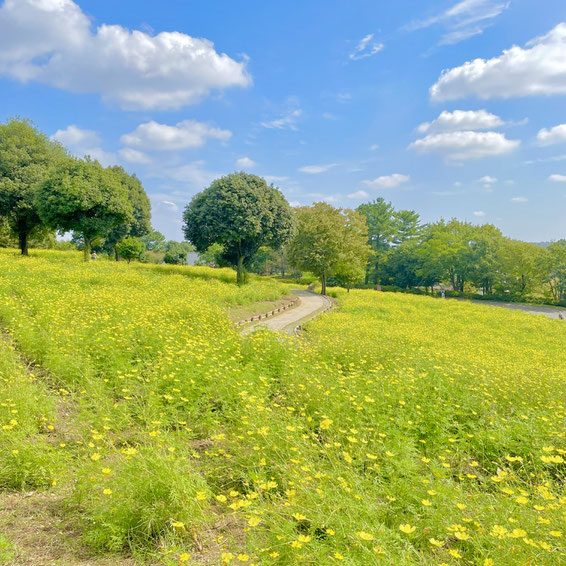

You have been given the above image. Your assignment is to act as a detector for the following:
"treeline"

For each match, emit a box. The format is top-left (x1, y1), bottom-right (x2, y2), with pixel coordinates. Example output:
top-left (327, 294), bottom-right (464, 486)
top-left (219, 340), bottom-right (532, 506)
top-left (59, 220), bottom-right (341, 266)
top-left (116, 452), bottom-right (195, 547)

top-left (0, 118), bottom-right (195, 264)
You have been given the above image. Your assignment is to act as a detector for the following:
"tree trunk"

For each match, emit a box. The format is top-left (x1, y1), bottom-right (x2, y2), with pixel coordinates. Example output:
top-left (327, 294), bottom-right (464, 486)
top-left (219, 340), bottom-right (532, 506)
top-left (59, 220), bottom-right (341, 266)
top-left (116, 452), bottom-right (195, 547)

top-left (18, 230), bottom-right (29, 256)
top-left (236, 254), bottom-right (245, 286)
top-left (83, 239), bottom-right (91, 262)
top-left (321, 273), bottom-right (326, 295)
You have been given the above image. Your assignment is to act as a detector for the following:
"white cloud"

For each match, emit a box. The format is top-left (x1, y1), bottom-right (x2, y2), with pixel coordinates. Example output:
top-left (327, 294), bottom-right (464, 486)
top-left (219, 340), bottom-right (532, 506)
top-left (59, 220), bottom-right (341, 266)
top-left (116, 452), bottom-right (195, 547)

top-left (473, 210), bottom-right (486, 217)
top-left (430, 23), bottom-right (566, 101)
top-left (349, 33), bottom-right (384, 60)
top-left (417, 110), bottom-right (503, 134)
top-left (537, 124), bottom-right (566, 146)
top-left (51, 124), bottom-right (117, 166)
top-left (152, 161), bottom-right (220, 188)
top-left (407, 0), bottom-right (509, 46)
top-left (336, 93), bottom-right (352, 102)
top-left (323, 195), bottom-right (338, 203)
top-left (362, 174), bottom-right (410, 189)
top-left (322, 112), bottom-right (339, 120)
top-left (299, 163), bottom-right (338, 174)
top-left (235, 156), bottom-right (256, 169)
top-left (409, 131), bottom-right (519, 160)
top-left (347, 190), bottom-right (370, 199)
top-left (289, 201), bottom-right (301, 207)
top-left (261, 109), bottom-right (302, 131)
top-left (549, 174), bottom-right (566, 183)
top-left (370, 144), bottom-right (380, 151)
top-left (479, 175), bottom-right (497, 183)
top-left (511, 196), bottom-right (528, 202)
top-left (52, 124), bottom-right (100, 148)
top-left (121, 120), bottom-right (231, 151)
top-left (0, 0), bottom-right (250, 110)
top-left (118, 148), bottom-right (151, 164)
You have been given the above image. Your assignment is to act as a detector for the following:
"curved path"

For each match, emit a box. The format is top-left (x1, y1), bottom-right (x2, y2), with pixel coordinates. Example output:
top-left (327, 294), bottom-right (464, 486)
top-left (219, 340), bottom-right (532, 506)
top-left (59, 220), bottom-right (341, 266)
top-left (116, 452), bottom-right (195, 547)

top-left (242, 289), bottom-right (332, 335)
top-left (469, 299), bottom-right (565, 320)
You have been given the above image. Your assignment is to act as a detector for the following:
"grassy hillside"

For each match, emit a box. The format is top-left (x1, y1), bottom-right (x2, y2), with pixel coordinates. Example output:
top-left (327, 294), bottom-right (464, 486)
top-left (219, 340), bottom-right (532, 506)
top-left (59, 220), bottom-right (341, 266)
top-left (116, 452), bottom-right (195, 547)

top-left (0, 251), bottom-right (564, 565)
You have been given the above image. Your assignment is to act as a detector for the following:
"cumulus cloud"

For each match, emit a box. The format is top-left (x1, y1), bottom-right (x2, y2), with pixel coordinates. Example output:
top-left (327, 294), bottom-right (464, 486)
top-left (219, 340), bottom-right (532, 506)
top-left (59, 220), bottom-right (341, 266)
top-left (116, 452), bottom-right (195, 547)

top-left (121, 120), bottom-right (231, 151)
top-left (263, 175), bottom-right (289, 184)
top-left (417, 110), bottom-right (503, 133)
top-left (407, 0), bottom-right (509, 46)
top-left (299, 163), bottom-right (338, 174)
top-left (511, 196), bottom-right (528, 202)
top-left (347, 190), bottom-right (370, 199)
top-left (235, 156), bottom-right (256, 169)
top-left (349, 34), bottom-right (384, 60)
top-left (51, 125), bottom-right (117, 166)
top-left (118, 148), bottom-right (151, 164)
top-left (549, 174), bottom-right (566, 182)
top-left (150, 160), bottom-right (220, 188)
top-left (473, 210), bottom-right (486, 217)
top-left (430, 23), bottom-right (566, 101)
top-left (409, 131), bottom-right (519, 161)
top-left (362, 174), bottom-right (410, 189)
top-left (537, 124), bottom-right (566, 146)
top-left (0, 0), bottom-right (250, 110)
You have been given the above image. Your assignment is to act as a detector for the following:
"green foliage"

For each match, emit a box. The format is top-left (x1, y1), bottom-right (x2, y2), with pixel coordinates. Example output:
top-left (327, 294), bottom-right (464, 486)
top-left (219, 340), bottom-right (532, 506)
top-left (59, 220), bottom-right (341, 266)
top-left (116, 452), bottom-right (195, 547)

top-left (0, 117), bottom-right (67, 255)
top-left (116, 236), bottom-right (144, 263)
top-left (163, 240), bottom-right (195, 265)
top-left (183, 172), bottom-right (295, 284)
top-left (287, 202), bottom-right (371, 294)
top-left (141, 230), bottom-right (167, 252)
top-left (36, 158), bottom-right (133, 261)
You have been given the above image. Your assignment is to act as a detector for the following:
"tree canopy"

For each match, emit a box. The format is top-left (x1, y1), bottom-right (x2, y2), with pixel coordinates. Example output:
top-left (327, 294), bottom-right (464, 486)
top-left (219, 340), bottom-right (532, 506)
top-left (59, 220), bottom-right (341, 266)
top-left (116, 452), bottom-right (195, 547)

top-left (0, 118), bottom-right (68, 255)
top-left (287, 202), bottom-right (371, 295)
top-left (183, 172), bottom-right (294, 284)
top-left (36, 158), bottom-right (133, 261)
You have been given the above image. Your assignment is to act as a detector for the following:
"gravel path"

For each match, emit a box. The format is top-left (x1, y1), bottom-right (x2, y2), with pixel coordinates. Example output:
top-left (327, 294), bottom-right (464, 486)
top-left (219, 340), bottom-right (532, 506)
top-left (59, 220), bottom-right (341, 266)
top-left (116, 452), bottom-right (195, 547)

top-left (469, 300), bottom-right (565, 319)
top-left (242, 289), bottom-right (332, 335)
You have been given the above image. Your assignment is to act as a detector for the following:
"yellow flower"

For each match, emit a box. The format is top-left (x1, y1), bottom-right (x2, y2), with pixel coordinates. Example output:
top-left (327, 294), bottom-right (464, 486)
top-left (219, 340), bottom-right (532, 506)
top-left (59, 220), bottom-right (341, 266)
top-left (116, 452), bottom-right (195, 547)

top-left (248, 517), bottom-right (261, 527)
top-left (102, 488), bottom-right (112, 495)
top-left (221, 553), bottom-right (234, 564)
top-left (549, 531), bottom-right (562, 537)
top-left (236, 554), bottom-right (249, 562)
top-left (429, 538), bottom-right (444, 548)
top-left (320, 418), bottom-right (333, 429)
top-left (399, 524), bottom-right (416, 534)
top-left (90, 453), bottom-right (101, 461)
top-left (334, 552), bottom-right (344, 560)
top-left (483, 559), bottom-right (494, 566)
top-left (421, 499), bottom-right (432, 506)
top-left (171, 521), bottom-right (185, 530)
top-left (356, 531), bottom-right (374, 541)
top-left (516, 496), bottom-right (529, 505)
top-left (179, 553), bottom-right (191, 563)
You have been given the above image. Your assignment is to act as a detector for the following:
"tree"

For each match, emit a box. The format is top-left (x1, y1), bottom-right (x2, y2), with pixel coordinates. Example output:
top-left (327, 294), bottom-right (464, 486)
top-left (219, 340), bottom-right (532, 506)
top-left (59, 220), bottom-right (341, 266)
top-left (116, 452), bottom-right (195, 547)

top-left (499, 239), bottom-right (546, 298)
top-left (357, 198), bottom-right (420, 284)
top-left (163, 241), bottom-right (195, 265)
top-left (102, 167), bottom-right (151, 260)
top-left (36, 158), bottom-right (133, 261)
top-left (142, 230), bottom-right (167, 252)
top-left (183, 173), bottom-right (294, 285)
top-left (0, 118), bottom-right (67, 255)
top-left (542, 240), bottom-right (566, 302)
top-left (116, 236), bottom-right (144, 263)
top-left (287, 202), bottom-right (371, 295)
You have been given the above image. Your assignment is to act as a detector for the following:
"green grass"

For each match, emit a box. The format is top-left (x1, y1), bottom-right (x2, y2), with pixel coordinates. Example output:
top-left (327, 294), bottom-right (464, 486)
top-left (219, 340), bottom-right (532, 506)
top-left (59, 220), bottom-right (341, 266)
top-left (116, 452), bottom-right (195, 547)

top-left (0, 249), bottom-right (563, 565)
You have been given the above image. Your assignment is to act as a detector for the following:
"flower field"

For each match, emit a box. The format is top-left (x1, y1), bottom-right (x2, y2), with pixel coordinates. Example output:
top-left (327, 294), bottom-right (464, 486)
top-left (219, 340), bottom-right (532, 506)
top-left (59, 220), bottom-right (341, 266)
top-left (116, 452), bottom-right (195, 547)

top-left (0, 250), bottom-right (564, 565)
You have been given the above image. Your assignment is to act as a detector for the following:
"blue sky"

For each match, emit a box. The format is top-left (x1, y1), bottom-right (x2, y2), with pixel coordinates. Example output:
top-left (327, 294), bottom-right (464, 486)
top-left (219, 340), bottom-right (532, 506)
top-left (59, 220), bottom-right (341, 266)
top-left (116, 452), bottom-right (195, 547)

top-left (1, 0), bottom-right (566, 242)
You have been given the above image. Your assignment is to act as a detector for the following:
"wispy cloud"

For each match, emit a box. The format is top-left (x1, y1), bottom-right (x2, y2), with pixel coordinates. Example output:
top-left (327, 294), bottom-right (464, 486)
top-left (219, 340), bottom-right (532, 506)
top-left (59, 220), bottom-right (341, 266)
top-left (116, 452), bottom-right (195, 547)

top-left (299, 163), bottom-right (339, 174)
top-left (261, 109), bottom-right (302, 131)
top-left (349, 33), bottom-right (384, 60)
top-left (406, 0), bottom-right (510, 46)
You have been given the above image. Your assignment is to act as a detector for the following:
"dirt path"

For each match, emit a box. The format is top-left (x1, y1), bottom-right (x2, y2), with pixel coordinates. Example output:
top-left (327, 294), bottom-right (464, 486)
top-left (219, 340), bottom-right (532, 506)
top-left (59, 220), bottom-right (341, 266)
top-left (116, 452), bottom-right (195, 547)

top-left (469, 300), bottom-right (565, 319)
top-left (242, 289), bottom-right (332, 335)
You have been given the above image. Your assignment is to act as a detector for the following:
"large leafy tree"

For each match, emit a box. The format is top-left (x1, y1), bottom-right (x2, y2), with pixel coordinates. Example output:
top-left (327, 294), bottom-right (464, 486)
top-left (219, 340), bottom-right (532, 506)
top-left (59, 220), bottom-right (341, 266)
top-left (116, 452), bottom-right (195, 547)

top-left (183, 173), bottom-right (294, 284)
top-left (542, 240), bottom-right (566, 302)
top-left (0, 118), bottom-right (67, 255)
top-left (36, 158), bottom-right (133, 261)
top-left (287, 202), bottom-right (371, 295)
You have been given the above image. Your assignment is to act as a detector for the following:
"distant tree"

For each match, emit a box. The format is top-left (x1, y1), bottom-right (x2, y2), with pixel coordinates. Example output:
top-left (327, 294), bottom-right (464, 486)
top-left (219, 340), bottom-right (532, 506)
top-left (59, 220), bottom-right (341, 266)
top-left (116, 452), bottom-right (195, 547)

top-left (102, 167), bottom-right (151, 259)
top-left (499, 239), bottom-right (546, 297)
top-left (384, 240), bottom-right (423, 289)
top-left (163, 241), bottom-right (195, 265)
top-left (141, 230), bottom-right (167, 252)
top-left (0, 118), bottom-right (67, 255)
top-left (357, 198), bottom-right (420, 284)
top-left (195, 243), bottom-right (225, 267)
top-left (183, 173), bottom-right (294, 285)
top-left (287, 202), bottom-right (370, 295)
top-left (116, 236), bottom-right (144, 263)
top-left (542, 240), bottom-right (566, 302)
top-left (36, 158), bottom-right (133, 261)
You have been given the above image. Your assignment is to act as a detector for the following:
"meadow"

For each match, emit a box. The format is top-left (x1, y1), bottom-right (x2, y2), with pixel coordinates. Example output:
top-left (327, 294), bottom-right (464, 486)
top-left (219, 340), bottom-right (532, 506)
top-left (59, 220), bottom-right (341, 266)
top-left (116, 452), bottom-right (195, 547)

top-left (0, 250), bottom-right (564, 566)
